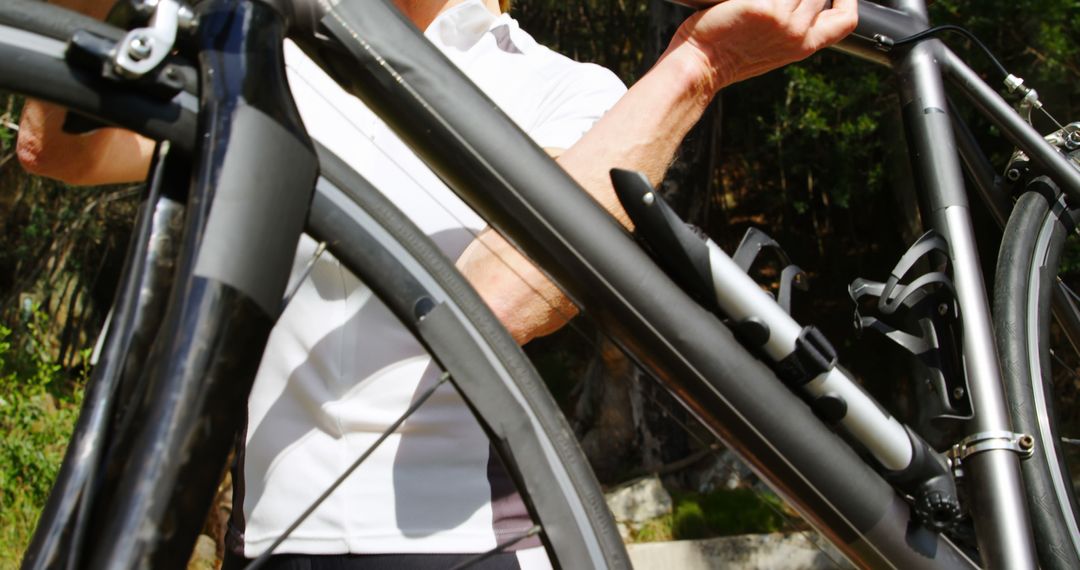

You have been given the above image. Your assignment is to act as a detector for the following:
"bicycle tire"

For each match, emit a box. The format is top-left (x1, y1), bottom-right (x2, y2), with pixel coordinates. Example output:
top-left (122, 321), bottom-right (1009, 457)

top-left (306, 146), bottom-right (629, 569)
top-left (0, 3), bottom-right (628, 568)
top-left (995, 184), bottom-right (1080, 570)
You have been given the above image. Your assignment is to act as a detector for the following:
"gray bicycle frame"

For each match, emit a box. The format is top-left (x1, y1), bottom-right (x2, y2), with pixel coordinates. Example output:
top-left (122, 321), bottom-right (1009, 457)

top-left (10, 0), bottom-right (1073, 566)
top-left (837, 1), bottom-right (1080, 566)
top-left (275, 0), bottom-right (1080, 567)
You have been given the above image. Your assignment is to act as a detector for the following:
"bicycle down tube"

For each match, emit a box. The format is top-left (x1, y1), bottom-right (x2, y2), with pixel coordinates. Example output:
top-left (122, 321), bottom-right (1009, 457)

top-left (296, 0), bottom-right (979, 566)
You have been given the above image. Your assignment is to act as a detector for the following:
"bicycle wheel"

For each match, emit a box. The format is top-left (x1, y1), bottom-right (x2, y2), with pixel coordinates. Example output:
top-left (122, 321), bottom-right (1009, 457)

top-left (995, 183), bottom-right (1080, 570)
top-left (1, 3), bottom-right (627, 568)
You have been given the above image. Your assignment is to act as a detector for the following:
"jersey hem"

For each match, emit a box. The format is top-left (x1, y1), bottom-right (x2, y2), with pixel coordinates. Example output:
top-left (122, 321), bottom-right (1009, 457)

top-left (243, 532), bottom-right (505, 557)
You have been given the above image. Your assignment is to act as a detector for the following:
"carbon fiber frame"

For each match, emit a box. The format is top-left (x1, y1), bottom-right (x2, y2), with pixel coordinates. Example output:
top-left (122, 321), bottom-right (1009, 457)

top-left (16, 0), bottom-right (1080, 566)
top-left (296, 0), bottom-right (1080, 566)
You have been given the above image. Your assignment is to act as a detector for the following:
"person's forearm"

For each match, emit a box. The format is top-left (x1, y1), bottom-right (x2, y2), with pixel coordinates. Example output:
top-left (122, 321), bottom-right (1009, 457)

top-left (555, 41), bottom-right (721, 227)
top-left (456, 229), bottom-right (577, 345)
top-left (16, 0), bottom-right (155, 186)
top-left (457, 0), bottom-right (858, 344)
top-left (456, 41), bottom-right (721, 345)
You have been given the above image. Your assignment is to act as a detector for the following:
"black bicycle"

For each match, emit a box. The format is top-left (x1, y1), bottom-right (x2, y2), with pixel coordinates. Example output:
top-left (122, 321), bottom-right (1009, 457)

top-left (2, 0), bottom-right (1079, 567)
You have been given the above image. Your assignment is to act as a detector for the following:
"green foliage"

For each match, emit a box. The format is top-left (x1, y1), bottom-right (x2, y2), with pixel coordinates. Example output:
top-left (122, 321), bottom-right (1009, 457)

top-left (511, 0), bottom-right (653, 82)
top-left (0, 95), bottom-right (22, 154)
top-left (0, 311), bottom-right (86, 566)
top-left (672, 488), bottom-right (788, 539)
top-left (766, 60), bottom-right (890, 211)
top-left (932, 0), bottom-right (1080, 86)
top-left (0, 93), bottom-right (132, 568)
top-left (1, 92), bottom-right (140, 371)
top-left (628, 488), bottom-right (790, 543)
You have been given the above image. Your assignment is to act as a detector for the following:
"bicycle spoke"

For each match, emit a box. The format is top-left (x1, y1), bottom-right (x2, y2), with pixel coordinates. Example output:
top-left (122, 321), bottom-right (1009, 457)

top-left (245, 372), bottom-right (451, 569)
top-left (1052, 278), bottom-right (1080, 364)
top-left (280, 240), bottom-right (328, 312)
top-left (1060, 279), bottom-right (1080, 304)
top-left (446, 525), bottom-right (542, 570)
top-left (1048, 349), bottom-right (1080, 383)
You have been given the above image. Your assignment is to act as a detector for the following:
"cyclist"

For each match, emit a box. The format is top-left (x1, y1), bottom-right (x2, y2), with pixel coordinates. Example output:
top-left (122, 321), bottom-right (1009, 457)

top-left (18, 0), bottom-right (856, 568)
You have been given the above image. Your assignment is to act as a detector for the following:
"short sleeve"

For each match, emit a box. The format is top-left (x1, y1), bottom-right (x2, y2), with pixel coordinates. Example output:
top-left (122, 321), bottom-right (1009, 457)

top-left (526, 62), bottom-right (627, 151)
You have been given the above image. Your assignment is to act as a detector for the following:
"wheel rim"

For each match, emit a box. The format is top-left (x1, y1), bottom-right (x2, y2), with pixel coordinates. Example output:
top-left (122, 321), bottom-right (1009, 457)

top-left (1025, 196), bottom-right (1080, 554)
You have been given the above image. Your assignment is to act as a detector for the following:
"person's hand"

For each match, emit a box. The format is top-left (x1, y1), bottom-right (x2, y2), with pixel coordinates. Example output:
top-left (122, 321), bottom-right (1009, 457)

top-left (664, 0), bottom-right (858, 94)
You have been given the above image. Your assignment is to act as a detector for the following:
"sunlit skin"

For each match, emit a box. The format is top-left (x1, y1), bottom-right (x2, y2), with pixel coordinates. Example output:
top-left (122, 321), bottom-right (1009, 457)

top-left (18, 0), bottom-right (857, 344)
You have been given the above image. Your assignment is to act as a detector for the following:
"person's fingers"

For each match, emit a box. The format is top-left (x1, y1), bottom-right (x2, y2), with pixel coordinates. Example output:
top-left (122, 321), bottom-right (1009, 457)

top-left (792, 0), bottom-right (832, 29)
top-left (807, 0), bottom-right (858, 48)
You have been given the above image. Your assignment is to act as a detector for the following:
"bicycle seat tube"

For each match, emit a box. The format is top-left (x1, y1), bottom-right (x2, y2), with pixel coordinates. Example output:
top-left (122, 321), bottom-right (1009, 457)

top-left (888, 0), bottom-right (1037, 566)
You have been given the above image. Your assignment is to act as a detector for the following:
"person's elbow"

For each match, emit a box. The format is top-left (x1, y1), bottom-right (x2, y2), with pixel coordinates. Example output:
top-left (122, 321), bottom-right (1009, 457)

top-left (18, 129), bottom-right (119, 186)
top-left (16, 123), bottom-right (56, 177)
top-left (17, 100), bottom-right (152, 185)
top-left (18, 136), bottom-right (100, 185)
top-left (17, 105), bottom-right (89, 184)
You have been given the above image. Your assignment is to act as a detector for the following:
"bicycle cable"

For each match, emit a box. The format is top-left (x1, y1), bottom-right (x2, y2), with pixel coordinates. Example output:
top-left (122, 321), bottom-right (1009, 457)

top-left (875, 24), bottom-right (1067, 132)
top-left (876, 25), bottom-right (1009, 79)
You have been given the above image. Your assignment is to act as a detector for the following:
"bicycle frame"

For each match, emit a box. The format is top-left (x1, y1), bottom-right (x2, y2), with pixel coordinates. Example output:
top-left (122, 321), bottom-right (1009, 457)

top-left (836, 2), bottom-right (1080, 566)
top-left (302, 0), bottom-right (1078, 566)
top-left (289, 0), bottom-right (1017, 566)
top-left (22, 0), bottom-right (1080, 567)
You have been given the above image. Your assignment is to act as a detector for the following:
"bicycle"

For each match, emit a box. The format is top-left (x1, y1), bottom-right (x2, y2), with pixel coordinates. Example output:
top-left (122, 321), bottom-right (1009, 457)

top-left (1, 0), bottom-right (1078, 568)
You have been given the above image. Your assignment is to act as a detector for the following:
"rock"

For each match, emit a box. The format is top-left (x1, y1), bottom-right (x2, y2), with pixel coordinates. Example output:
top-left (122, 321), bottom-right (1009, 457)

top-left (626, 533), bottom-right (856, 570)
top-left (687, 450), bottom-right (756, 494)
top-left (186, 534), bottom-right (218, 570)
top-left (616, 521), bottom-right (633, 541)
top-left (605, 474), bottom-right (673, 524)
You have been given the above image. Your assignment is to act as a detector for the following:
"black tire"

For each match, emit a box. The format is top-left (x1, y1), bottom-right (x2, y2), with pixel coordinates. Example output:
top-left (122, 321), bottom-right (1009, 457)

top-left (307, 147), bottom-right (629, 569)
top-left (995, 185), bottom-right (1080, 570)
top-left (1, 3), bottom-right (627, 568)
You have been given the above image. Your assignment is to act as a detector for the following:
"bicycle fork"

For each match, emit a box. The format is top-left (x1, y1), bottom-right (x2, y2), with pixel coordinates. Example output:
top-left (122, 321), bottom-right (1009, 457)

top-left (71, 1), bottom-right (318, 567)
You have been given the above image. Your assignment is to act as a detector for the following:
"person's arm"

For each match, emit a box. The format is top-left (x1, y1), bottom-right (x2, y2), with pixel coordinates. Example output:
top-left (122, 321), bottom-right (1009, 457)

top-left (563, 0), bottom-right (859, 206)
top-left (457, 0), bottom-right (858, 345)
top-left (18, 103), bottom-right (156, 185)
top-left (16, 0), bottom-right (156, 186)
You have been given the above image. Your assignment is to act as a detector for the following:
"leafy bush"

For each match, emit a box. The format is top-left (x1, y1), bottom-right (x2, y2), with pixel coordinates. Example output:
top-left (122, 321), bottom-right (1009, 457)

top-left (629, 487), bottom-right (792, 543)
top-left (0, 313), bottom-right (86, 567)
top-left (671, 488), bottom-right (788, 539)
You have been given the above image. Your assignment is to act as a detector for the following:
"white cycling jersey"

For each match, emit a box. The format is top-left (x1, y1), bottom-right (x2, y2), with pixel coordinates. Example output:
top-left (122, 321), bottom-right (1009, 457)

top-left (230, 0), bottom-right (626, 561)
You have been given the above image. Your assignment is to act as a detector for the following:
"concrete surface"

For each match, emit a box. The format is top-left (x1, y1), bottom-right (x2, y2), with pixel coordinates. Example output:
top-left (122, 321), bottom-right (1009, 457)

top-left (626, 533), bottom-right (856, 569)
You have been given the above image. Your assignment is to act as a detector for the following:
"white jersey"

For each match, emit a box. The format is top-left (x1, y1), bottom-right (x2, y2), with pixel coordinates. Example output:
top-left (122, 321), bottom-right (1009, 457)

top-left (232, 1), bottom-right (626, 560)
